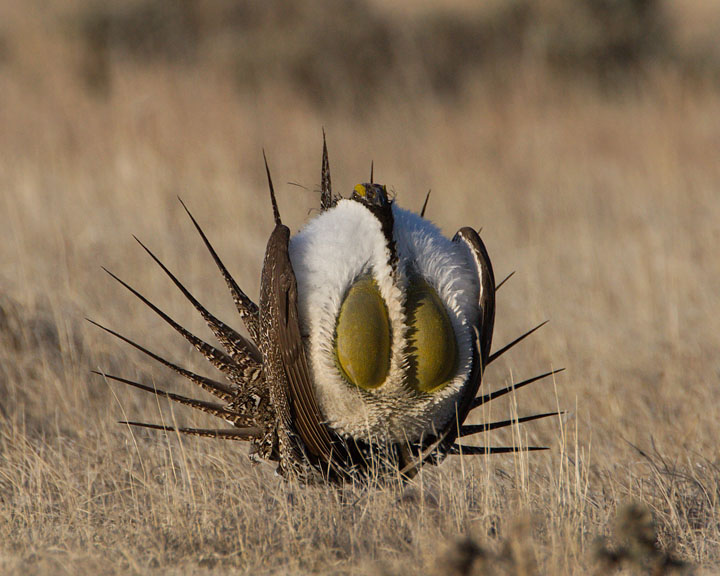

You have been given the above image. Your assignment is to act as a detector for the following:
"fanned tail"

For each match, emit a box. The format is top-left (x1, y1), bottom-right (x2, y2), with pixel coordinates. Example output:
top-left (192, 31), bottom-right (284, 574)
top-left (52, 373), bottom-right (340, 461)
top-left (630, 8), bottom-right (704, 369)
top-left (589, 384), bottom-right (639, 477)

top-left (448, 445), bottom-right (549, 455)
top-left (495, 271), bottom-right (515, 291)
top-left (87, 318), bottom-right (235, 402)
top-left (471, 368), bottom-right (565, 410)
top-left (177, 198), bottom-right (261, 342)
top-left (133, 236), bottom-right (261, 362)
top-left (120, 421), bottom-right (262, 440)
top-left (487, 320), bottom-right (549, 365)
top-left (100, 268), bottom-right (255, 387)
top-left (93, 371), bottom-right (257, 428)
top-left (459, 411), bottom-right (564, 437)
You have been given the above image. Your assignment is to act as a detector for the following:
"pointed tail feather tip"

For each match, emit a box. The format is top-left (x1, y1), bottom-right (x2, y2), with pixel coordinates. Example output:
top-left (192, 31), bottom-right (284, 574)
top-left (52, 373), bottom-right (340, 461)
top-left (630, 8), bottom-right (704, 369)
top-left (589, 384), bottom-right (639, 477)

top-left (131, 233), bottom-right (261, 364)
top-left (495, 271), bottom-right (515, 291)
top-left (263, 149), bottom-right (281, 226)
top-left (88, 318), bottom-right (235, 400)
top-left (97, 371), bottom-right (234, 421)
top-left (471, 367), bottom-right (565, 410)
top-left (119, 421), bottom-right (261, 439)
top-left (487, 320), bottom-right (549, 364)
top-left (450, 445), bottom-right (549, 456)
top-left (420, 189), bottom-right (431, 218)
top-left (99, 264), bottom-right (239, 377)
top-left (177, 196), bottom-right (260, 339)
top-left (320, 132), bottom-right (334, 211)
top-left (459, 410), bottom-right (565, 437)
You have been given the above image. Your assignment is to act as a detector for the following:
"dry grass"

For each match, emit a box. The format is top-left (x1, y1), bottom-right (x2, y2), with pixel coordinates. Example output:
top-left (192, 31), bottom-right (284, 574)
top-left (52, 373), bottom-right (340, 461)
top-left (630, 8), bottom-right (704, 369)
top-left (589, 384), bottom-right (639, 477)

top-left (2, 1), bottom-right (720, 574)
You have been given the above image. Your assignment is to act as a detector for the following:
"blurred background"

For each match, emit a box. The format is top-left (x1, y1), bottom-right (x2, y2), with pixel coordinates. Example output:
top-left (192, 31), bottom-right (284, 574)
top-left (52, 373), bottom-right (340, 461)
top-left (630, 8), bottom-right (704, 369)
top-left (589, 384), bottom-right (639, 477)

top-left (2, 1), bottom-right (720, 569)
top-left (3, 0), bottom-right (720, 448)
top-left (2, 0), bottom-right (720, 452)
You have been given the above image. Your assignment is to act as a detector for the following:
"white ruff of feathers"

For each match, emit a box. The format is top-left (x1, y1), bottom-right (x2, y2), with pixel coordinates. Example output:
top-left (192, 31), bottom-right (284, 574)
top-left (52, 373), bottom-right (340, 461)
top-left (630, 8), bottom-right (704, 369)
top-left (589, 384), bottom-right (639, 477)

top-left (289, 199), bottom-right (480, 443)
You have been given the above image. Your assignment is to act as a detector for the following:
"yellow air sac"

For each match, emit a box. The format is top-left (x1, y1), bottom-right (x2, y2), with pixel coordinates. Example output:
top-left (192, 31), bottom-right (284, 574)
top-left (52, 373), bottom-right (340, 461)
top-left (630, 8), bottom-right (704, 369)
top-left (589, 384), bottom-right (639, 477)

top-left (335, 275), bottom-right (391, 390)
top-left (407, 279), bottom-right (457, 393)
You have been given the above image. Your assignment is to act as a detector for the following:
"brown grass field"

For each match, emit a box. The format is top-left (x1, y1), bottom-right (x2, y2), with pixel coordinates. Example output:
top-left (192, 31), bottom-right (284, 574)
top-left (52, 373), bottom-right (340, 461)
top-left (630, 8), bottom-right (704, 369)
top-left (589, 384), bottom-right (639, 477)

top-left (2, 1), bottom-right (720, 574)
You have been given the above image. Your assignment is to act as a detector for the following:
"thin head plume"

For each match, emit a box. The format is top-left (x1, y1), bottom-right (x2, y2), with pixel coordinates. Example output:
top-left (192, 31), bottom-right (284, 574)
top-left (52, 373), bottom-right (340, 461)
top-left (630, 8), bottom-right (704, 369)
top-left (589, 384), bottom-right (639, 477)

top-left (120, 421), bottom-right (262, 440)
top-left (370, 161), bottom-right (374, 184)
top-left (487, 320), bottom-right (549, 365)
top-left (495, 271), bottom-right (515, 291)
top-left (420, 189), bottom-right (431, 218)
top-left (288, 181), bottom-right (310, 192)
top-left (176, 196), bottom-right (260, 341)
top-left (263, 149), bottom-right (281, 226)
top-left (471, 368), bottom-right (566, 410)
top-left (320, 129), bottom-right (333, 211)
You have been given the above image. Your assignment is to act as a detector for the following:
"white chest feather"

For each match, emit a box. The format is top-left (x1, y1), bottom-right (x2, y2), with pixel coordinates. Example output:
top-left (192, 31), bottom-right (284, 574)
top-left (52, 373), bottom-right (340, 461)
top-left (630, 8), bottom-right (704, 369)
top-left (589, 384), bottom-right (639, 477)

top-left (289, 200), bottom-right (480, 442)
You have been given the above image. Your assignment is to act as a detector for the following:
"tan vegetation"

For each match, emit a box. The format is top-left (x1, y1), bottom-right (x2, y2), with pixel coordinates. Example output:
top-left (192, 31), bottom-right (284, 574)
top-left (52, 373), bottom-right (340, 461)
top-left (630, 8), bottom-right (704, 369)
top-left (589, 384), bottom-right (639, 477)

top-left (1, 0), bottom-right (720, 573)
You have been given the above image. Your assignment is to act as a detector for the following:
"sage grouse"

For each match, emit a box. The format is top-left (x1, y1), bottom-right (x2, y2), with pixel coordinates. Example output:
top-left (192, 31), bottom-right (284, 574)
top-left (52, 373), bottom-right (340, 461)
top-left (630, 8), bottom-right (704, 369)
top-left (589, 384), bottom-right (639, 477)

top-left (91, 137), bottom-right (562, 483)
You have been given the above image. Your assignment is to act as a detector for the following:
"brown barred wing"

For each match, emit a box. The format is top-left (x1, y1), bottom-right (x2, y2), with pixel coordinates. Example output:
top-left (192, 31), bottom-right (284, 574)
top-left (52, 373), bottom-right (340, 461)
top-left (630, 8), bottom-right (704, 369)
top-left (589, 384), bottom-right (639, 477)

top-left (260, 223), bottom-right (343, 472)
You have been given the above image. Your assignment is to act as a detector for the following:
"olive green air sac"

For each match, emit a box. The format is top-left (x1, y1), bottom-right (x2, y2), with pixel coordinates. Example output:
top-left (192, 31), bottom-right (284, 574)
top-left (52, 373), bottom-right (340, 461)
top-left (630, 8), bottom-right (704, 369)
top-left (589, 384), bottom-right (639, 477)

top-left (335, 275), bottom-right (391, 390)
top-left (406, 278), bottom-right (458, 393)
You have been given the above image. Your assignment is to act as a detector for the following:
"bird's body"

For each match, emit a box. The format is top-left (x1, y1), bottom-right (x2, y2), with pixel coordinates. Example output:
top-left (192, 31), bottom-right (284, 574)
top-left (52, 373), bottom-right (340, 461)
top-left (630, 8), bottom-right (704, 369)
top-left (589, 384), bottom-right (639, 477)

top-left (290, 198), bottom-right (479, 442)
top-left (92, 137), bottom-right (562, 482)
